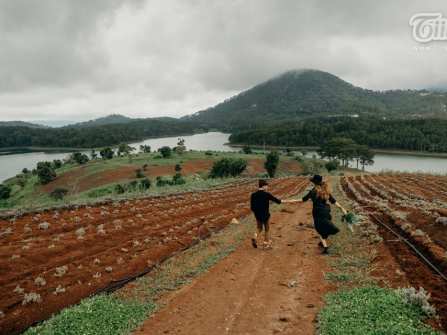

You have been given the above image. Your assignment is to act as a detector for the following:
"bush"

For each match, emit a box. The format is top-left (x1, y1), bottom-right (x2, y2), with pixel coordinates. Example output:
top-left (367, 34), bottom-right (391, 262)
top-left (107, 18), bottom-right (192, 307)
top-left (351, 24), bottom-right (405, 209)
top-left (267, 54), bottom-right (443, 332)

top-left (100, 147), bottom-right (114, 160)
top-left (22, 168), bottom-right (30, 174)
top-left (135, 168), bottom-right (145, 179)
top-left (128, 180), bottom-right (138, 190)
top-left (325, 160), bottom-right (340, 172)
top-left (37, 162), bottom-right (56, 184)
top-left (156, 176), bottom-right (170, 187)
top-left (142, 164), bottom-right (148, 171)
top-left (172, 173), bottom-right (186, 185)
top-left (174, 164), bottom-right (182, 173)
top-left (114, 184), bottom-right (126, 194)
top-left (140, 178), bottom-right (151, 190)
top-left (70, 152), bottom-right (89, 165)
top-left (242, 145), bottom-right (252, 154)
top-left (209, 158), bottom-right (247, 178)
top-left (0, 184), bottom-right (12, 200)
top-left (205, 151), bottom-right (213, 156)
top-left (264, 151), bottom-right (280, 178)
top-left (158, 146), bottom-right (172, 158)
top-left (50, 188), bottom-right (68, 200)
top-left (52, 159), bottom-right (63, 169)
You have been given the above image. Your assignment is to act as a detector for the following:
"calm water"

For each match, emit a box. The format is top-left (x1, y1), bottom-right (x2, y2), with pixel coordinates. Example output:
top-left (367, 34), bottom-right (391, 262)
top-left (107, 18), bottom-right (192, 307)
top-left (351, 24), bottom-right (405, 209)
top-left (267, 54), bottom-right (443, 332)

top-left (0, 132), bottom-right (446, 182)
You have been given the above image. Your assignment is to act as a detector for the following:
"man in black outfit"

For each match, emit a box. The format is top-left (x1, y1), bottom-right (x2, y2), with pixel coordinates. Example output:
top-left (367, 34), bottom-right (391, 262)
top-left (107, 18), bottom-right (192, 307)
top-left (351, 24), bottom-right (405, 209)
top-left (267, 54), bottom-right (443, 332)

top-left (250, 179), bottom-right (292, 249)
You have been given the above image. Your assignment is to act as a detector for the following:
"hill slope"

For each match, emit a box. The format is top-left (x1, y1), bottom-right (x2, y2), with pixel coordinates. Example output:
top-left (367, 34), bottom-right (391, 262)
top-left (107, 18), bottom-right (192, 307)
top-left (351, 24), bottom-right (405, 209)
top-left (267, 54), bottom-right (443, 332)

top-left (185, 70), bottom-right (447, 129)
top-left (0, 121), bottom-right (47, 128)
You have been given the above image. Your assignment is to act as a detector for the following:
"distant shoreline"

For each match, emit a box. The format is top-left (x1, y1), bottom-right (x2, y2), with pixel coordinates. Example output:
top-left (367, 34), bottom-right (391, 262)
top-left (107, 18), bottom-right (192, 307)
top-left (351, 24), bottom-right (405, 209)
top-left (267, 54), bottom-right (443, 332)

top-left (228, 143), bottom-right (447, 158)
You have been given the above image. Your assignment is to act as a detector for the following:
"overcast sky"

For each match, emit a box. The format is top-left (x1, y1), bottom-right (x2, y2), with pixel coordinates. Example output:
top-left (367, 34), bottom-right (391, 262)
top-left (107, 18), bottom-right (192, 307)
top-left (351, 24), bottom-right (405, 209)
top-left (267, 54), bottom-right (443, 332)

top-left (1, 0), bottom-right (447, 124)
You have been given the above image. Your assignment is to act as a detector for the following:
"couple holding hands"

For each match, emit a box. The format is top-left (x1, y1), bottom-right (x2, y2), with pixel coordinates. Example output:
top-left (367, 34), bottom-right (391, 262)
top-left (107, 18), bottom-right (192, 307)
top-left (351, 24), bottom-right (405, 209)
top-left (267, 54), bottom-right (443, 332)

top-left (250, 175), bottom-right (347, 254)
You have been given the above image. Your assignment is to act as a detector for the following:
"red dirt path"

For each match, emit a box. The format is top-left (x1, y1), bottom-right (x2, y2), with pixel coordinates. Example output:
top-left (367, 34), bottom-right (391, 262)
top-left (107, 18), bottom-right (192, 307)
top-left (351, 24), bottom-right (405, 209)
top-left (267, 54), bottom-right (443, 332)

top-left (133, 203), bottom-right (331, 335)
top-left (0, 177), bottom-right (308, 335)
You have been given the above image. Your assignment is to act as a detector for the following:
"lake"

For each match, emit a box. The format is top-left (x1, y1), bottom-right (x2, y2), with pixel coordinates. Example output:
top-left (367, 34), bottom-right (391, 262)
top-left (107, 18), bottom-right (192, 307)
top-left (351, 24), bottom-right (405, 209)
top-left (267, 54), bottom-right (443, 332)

top-left (0, 132), bottom-right (446, 183)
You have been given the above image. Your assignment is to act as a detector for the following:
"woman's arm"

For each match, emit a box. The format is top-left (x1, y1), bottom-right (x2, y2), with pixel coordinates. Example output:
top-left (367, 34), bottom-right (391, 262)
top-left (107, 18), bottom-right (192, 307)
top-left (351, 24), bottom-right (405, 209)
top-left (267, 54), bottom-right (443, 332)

top-left (334, 201), bottom-right (348, 215)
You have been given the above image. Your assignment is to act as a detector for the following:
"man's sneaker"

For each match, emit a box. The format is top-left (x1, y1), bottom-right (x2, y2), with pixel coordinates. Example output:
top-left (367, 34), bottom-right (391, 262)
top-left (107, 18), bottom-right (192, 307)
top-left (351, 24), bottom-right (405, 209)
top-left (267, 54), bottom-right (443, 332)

top-left (251, 238), bottom-right (258, 248)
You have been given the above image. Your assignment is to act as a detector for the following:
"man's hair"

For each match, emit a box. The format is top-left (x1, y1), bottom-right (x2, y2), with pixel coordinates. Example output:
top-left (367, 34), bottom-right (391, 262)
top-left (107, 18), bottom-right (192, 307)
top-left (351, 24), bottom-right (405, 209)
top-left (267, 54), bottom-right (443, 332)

top-left (259, 179), bottom-right (268, 188)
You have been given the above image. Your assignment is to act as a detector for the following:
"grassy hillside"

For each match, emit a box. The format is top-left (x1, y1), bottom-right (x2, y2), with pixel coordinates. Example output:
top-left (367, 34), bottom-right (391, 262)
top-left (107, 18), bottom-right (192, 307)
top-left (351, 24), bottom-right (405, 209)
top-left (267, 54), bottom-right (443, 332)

top-left (0, 150), bottom-right (304, 211)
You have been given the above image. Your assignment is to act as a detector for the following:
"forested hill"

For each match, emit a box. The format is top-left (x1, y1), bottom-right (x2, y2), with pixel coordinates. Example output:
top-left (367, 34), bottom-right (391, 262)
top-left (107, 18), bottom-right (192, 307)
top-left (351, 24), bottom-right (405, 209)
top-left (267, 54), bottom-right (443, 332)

top-left (0, 121), bottom-right (47, 128)
top-left (185, 70), bottom-right (447, 130)
top-left (229, 117), bottom-right (447, 153)
top-left (0, 119), bottom-right (207, 149)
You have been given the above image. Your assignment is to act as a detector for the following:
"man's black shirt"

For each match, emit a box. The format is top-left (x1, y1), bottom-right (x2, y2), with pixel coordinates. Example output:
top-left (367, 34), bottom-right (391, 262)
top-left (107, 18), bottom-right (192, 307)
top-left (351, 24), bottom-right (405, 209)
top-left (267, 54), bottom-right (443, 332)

top-left (250, 189), bottom-right (281, 222)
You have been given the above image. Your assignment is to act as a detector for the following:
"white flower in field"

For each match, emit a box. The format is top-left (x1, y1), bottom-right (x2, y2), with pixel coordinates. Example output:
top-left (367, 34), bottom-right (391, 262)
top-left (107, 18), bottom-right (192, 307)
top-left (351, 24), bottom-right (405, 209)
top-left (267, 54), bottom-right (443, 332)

top-left (133, 240), bottom-right (140, 247)
top-left (53, 285), bottom-right (65, 295)
top-left (38, 222), bottom-right (50, 230)
top-left (54, 265), bottom-right (68, 277)
top-left (34, 276), bottom-right (46, 287)
top-left (93, 272), bottom-right (101, 279)
top-left (75, 227), bottom-right (86, 239)
top-left (11, 254), bottom-right (20, 260)
top-left (14, 285), bottom-right (24, 294)
top-left (116, 257), bottom-right (124, 265)
top-left (93, 258), bottom-right (101, 265)
top-left (22, 292), bottom-right (41, 305)
top-left (105, 266), bottom-right (113, 273)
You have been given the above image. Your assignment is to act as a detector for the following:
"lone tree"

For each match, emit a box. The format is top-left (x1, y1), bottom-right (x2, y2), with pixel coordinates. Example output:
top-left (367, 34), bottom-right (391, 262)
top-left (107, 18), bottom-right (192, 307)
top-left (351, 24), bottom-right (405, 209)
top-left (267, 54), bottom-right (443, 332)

top-left (37, 161), bottom-right (56, 184)
top-left (118, 143), bottom-right (135, 157)
top-left (100, 147), bottom-right (114, 160)
top-left (174, 138), bottom-right (186, 155)
top-left (71, 152), bottom-right (89, 165)
top-left (264, 151), bottom-right (280, 178)
top-left (139, 145), bottom-right (151, 153)
top-left (0, 184), bottom-right (12, 200)
top-left (158, 146), bottom-right (172, 158)
top-left (319, 138), bottom-right (375, 170)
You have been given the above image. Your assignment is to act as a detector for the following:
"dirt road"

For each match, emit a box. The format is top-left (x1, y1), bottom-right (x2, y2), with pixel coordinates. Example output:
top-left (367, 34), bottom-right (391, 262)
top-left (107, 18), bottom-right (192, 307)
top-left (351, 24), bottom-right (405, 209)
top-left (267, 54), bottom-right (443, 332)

top-left (134, 202), bottom-right (331, 335)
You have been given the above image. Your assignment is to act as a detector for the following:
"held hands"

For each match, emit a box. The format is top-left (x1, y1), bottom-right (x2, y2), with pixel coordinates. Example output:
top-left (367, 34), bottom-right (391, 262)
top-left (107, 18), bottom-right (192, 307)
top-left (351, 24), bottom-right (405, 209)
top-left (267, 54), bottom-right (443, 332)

top-left (282, 199), bottom-right (302, 204)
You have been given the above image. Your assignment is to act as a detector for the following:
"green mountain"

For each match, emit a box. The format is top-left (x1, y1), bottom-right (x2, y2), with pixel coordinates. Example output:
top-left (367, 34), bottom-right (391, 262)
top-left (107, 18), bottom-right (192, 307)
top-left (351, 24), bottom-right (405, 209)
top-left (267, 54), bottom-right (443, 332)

top-left (70, 114), bottom-right (137, 128)
top-left (185, 69), bottom-right (447, 130)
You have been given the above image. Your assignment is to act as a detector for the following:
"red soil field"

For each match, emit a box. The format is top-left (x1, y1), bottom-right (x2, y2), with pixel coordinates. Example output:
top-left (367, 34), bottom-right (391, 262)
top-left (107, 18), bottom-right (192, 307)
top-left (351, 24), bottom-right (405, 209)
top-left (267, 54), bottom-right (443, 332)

top-left (342, 175), bottom-right (447, 329)
top-left (0, 177), bottom-right (308, 335)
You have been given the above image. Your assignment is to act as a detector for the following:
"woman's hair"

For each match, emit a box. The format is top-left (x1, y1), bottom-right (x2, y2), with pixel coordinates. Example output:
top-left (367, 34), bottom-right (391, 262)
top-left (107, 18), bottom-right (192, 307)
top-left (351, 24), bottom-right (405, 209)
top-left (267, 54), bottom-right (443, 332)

top-left (315, 181), bottom-right (330, 201)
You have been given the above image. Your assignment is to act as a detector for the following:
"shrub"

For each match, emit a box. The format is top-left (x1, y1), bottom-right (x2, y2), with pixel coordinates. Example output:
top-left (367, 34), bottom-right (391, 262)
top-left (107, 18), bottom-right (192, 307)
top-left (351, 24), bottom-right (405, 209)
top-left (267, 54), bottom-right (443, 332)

top-left (52, 159), bottom-right (63, 169)
top-left (100, 147), bottom-right (114, 160)
top-left (325, 160), bottom-right (340, 172)
top-left (135, 168), bottom-right (145, 179)
top-left (142, 164), bottom-right (148, 171)
top-left (37, 162), bottom-right (56, 184)
top-left (114, 184), bottom-right (126, 194)
top-left (0, 184), bottom-right (12, 200)
top-left (128, 181), bottom-right (138, 190)
top-left (22, 168), bottom-right (30, 174)
top-left (242, 145), bottom-right (252, 154)
top-left (158, 146), bottom-right (172, 158)
top-left (140, 178), bottom-right (151, 190)
top-left (174, 164), bottom-right (182, 173)
top-left (209, 158), bottom-right (247, 178)
top-left (397, 287), bottom-right (436, 317)
top-left (139, 145), bottom-right (151, 153)
top-left (264, 151), bottom-right (280, 178)
top-left (156, 176), bottom-right (170, 187)
top-left (70, 152), bottom-right (89, 165)
top-left (205, 151), bottom-right (213, 156)
top-left (50, 188), bottom-right (68, 200)
top-left (172, 173), bottom-right (186, 185)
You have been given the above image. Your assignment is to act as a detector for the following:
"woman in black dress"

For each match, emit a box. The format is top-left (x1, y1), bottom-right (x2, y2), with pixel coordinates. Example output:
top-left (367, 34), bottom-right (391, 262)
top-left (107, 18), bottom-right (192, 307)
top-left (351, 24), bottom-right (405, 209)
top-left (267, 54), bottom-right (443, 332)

top-left (293, 175), bottom-right (347, 254)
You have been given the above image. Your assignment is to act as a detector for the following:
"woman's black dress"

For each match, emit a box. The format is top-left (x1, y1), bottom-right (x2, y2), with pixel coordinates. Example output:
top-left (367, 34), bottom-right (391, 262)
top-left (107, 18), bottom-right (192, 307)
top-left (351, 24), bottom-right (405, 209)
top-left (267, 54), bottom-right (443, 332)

top-left (302, 188), bottom-right (339, 239)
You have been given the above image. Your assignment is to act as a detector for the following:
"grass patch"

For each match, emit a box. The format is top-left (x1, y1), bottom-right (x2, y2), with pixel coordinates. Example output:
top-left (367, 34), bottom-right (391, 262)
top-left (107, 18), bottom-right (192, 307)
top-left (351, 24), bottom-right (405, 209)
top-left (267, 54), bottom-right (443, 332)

top-left (24, 295), bottom-right (155, 335)
top-left (318, 286), bottom-right (440, 335)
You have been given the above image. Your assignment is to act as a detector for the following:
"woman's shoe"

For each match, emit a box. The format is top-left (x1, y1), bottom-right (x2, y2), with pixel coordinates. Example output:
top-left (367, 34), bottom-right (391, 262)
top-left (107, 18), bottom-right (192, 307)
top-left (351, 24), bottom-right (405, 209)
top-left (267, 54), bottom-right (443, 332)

top-left (322, 247), bottom-right (329, 254)
top-left (251, 238), bottom-right (258, 248)
top-left (318, 241), bottom-right (324, 248)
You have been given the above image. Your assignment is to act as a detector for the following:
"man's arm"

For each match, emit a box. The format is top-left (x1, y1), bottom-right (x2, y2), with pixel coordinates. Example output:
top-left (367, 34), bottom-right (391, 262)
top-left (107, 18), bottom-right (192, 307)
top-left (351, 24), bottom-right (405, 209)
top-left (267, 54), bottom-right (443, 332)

top-left (268, 192), bottom-right (282, 204)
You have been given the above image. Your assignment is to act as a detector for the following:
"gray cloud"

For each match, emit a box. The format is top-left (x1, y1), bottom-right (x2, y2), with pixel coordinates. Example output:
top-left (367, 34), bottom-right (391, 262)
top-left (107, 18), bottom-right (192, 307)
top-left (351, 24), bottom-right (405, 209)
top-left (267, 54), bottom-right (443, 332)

top-left (0, 0), bottom-right (446, 123)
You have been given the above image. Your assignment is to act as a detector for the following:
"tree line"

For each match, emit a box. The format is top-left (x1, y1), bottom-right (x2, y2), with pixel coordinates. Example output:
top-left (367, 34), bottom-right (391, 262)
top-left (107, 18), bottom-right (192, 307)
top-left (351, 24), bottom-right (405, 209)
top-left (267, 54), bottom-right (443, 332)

top-left (229, 116), bottom-right (447, 153)
top-left (0, 119), bottom-right (206, 148)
